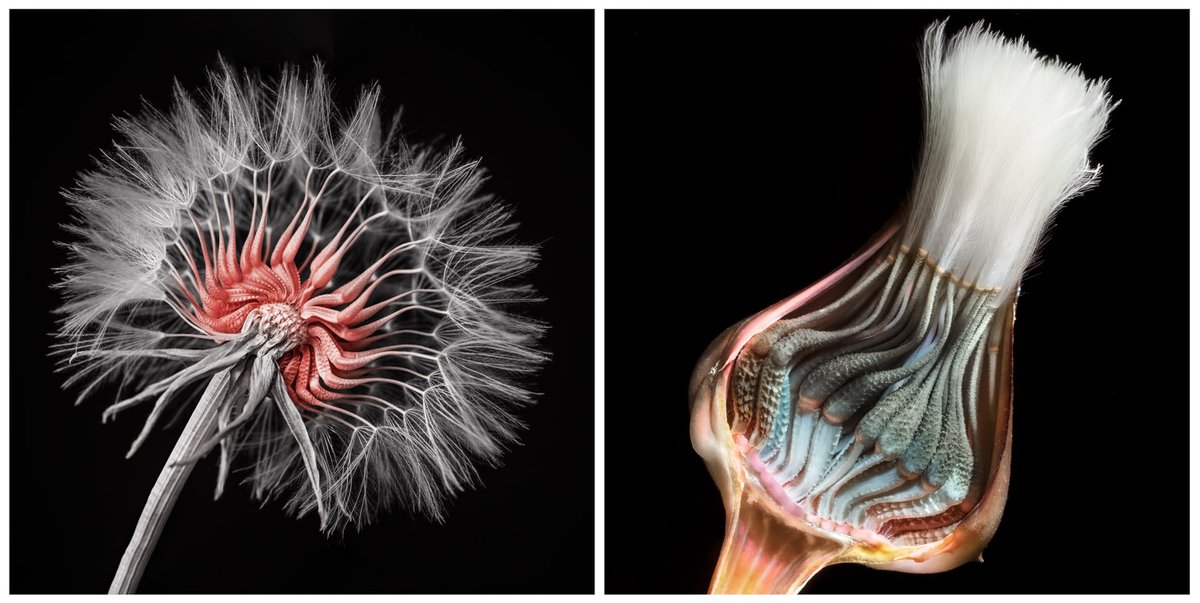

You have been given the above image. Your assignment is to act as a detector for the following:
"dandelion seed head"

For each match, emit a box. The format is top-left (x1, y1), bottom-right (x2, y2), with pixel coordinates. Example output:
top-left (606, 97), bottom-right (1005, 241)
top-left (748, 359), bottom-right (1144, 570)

top-left (55, 58), bottom-right (546, 531)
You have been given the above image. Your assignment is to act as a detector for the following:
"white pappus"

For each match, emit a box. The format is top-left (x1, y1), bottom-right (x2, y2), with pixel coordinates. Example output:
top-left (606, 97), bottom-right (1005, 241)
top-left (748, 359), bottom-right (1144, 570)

top-left (54, 59), bottom-right (546, 593)
top-left (903, 21), bottom-right (1117, 300)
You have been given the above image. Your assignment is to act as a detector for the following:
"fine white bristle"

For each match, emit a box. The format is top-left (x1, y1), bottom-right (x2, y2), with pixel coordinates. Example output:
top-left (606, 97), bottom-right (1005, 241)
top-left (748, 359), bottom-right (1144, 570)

top-left (56, 61), bottom-right (547, 535)
top-left (902, 21), bottom-right (1116, 302)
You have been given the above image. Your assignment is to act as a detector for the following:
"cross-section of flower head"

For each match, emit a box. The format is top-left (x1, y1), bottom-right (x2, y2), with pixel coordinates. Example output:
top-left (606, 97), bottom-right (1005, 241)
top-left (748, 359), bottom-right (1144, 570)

top-left (688, 22), bottom-right (1114, 594)
top-left (54, 60), bottom-right (546, 592)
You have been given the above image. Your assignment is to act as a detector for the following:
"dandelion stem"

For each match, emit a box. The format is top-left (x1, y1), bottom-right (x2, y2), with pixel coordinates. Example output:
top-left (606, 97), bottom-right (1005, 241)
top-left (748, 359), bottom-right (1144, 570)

top-left (109, 368), bottom-right (230, 594)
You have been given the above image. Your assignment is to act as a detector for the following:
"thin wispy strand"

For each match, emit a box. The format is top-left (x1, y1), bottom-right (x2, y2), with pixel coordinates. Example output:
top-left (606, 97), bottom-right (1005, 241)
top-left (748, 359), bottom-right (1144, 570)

top-left (55, 59), bottom-right (546, 542)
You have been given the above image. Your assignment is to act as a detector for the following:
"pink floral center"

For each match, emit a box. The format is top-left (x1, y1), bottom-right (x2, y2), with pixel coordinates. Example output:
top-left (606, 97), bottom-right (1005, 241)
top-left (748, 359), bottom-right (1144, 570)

top-left (164, 170), bottom-right (430, 415)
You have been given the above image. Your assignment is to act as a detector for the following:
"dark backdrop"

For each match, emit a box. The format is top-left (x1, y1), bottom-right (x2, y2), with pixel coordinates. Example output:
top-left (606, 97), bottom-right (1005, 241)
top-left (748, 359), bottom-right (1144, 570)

top-left (605, 9), bottom-right (1188, 594)
top-left (11, 10), bottom-right (593, 594)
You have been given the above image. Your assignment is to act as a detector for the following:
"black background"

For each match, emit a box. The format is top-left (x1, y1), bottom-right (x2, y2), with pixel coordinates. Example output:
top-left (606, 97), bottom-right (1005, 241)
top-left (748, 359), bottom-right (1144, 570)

top-left (11, 10), bottom-right (593, 594)
top-left (606, 9), bottom-right (1188, 594)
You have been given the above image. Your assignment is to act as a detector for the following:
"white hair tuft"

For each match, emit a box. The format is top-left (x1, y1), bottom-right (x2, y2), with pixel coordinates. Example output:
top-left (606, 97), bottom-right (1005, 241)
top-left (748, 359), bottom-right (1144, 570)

top-left (902, 21), bottom-right (1116, 301)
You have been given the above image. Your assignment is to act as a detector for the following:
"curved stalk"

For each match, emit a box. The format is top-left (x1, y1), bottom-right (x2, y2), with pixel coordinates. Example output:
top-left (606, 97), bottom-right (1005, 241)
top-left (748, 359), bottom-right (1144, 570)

top-left (109, 368), bottom-right (231, 594)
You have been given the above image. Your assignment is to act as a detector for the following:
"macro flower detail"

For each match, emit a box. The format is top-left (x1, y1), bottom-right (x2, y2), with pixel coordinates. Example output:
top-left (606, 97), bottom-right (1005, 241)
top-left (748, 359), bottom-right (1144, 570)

top-left (55, 61), bottom-right (545, 593)
top-left (689, 22), bottom-right (1114, 594)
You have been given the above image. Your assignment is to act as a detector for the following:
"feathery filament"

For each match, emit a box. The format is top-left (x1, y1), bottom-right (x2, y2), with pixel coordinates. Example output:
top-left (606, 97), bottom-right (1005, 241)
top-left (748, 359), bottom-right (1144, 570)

top-left (54, 61), bottom-right (545, 591)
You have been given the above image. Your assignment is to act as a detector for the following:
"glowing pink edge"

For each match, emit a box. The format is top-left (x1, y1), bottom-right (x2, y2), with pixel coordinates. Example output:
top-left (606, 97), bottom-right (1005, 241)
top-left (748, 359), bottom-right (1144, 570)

top-left (719, 223), bottom-right (900, 371)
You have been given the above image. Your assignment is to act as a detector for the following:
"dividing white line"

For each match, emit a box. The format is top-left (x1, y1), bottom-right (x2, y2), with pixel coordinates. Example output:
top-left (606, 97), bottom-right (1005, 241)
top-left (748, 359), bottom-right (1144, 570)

top-left (593, 6), bottom-right (606, 596)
